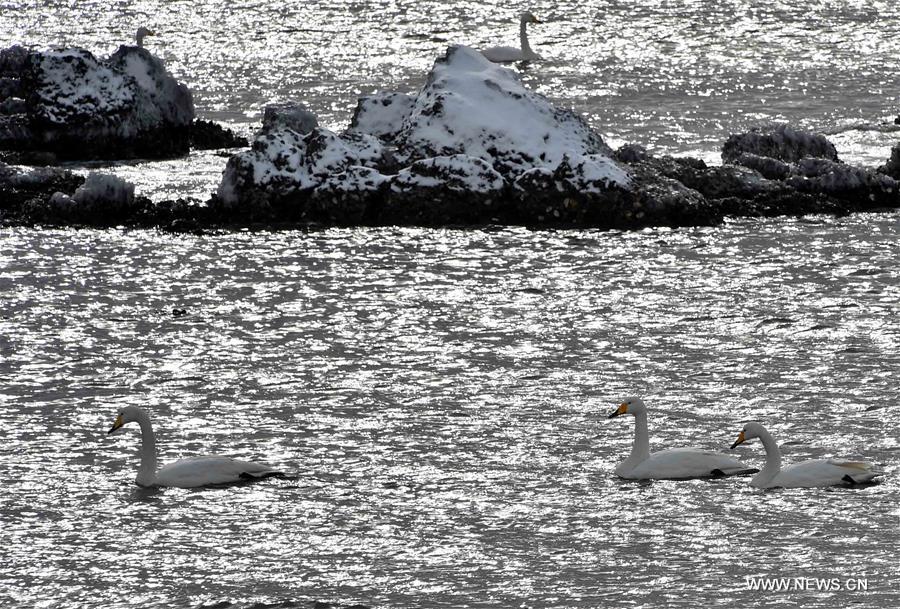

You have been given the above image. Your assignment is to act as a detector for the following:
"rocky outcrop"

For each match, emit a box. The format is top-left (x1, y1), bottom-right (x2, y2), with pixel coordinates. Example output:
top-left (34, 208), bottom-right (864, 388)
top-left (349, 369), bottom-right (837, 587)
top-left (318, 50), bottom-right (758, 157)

top-left (0, 44), bottom-right (247, 161)
top-left (0, 45), bottom-right (194, 160)
top-left (5, 44), bottom-right (900, 231)
top-left (722, 124), bottom-right (839, 164)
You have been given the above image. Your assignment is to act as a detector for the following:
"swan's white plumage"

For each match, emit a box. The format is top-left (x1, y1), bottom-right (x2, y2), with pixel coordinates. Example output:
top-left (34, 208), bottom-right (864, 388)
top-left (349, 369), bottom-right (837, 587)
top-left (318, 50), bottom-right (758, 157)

top-left (608, 397), bottom-right (754, 479)
top-left (731, 422), bottom-right (882, 488)
top-left (481, 11), bottom-right (542, 63)
top-left (108, 405), bottom-right (282, 488)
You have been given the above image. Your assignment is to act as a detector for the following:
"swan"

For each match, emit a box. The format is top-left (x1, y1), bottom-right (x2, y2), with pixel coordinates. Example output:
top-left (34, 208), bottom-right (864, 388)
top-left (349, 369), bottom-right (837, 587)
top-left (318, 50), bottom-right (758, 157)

top-left (608, 397), bottom-right (757, 479)
top-left (107, 405), bottom-right (284, 488)
top-left (481, 11), bottom-right (542, 63)
top-left (135, 27), bottom-right (155, 48)
top-left (730, 422), bottom-right (882, 488)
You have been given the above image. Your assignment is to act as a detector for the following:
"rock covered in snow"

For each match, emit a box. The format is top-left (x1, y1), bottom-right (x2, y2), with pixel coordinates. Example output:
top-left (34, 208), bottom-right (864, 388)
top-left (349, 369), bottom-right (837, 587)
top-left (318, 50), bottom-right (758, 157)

top-left (349, 92), bottom-right (415, 141)
top-left (216, 126), bottom-right (387, 209)
top-left (0, 44), bottom-right (195, 160)
top-left (307, 166), bottom-right (389, 225)
top-left (0, 160), bottom-right (84, 219)
top-left (722, 124), bottom-right (838, 164)
top-left (392, 45), bottom-right (615, 176)
top-left (14, 172), bottom-right (139, 224)
top-left (382, 154), bottom-right (507, 225)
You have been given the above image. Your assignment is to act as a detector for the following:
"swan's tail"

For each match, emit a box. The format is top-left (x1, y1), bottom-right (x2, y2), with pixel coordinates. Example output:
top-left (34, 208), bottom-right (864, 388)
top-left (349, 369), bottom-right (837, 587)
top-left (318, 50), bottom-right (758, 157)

top-left (238, 469), bottom-right (288, 481)
top-left (711, 467), bottom-right (760, 477)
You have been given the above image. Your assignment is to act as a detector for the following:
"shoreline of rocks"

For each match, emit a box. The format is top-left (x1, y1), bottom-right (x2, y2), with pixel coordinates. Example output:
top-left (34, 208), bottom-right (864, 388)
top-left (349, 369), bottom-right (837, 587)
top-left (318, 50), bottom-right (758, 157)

top-left (2, 44), bottom-right (899, 232)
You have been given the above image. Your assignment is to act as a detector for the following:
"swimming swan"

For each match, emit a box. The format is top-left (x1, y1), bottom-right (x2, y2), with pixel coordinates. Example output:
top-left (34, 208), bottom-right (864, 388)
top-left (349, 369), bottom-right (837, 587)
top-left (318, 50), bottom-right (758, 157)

top-left (135, 27), bottom-right (155, 48)
top-left (108, 405), bottom-right (283, 488)
top-left (608, 397), bottom-right (756, 479)
top-left (481, 11), bottom-right (542, 63)
top-left (730, 422), bottom-right (882, 488)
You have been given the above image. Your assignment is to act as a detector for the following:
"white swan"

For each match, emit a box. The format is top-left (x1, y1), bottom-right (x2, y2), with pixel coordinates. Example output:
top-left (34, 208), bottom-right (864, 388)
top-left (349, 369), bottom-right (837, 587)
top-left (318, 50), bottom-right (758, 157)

top-left (608, 397), bottom-right (756, 479)
top-left (481, 11), bottom-right (542, 63)
top-left (730, 422), bottom-right (882, 488)
top-left (135, 27), bottom-right (155, 48)
top-left (108, 405), bottom-right (283, 488)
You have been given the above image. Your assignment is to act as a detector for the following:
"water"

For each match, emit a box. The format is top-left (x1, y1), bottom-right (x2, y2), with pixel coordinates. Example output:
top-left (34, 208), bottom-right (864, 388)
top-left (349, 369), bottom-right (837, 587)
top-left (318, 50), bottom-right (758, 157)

top-left (2, 1), bottom-right (900, 607)
top-left (2, 217), bottom-right (898, 608)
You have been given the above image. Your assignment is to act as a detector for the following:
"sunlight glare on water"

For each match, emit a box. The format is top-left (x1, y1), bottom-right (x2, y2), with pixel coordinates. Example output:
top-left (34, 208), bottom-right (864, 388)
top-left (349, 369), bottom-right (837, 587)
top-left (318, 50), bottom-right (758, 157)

top-left (1, 217), bottom-right (898, 608)
top-left (2, 0), bottom-right (900, 607)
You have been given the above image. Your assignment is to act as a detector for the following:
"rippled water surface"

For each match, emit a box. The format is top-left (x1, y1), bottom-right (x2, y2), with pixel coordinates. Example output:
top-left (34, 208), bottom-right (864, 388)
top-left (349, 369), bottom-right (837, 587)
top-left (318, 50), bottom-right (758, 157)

top-left (3, 1), bottom-right (900, 607)
top-left (2, 217), bottom-right (899, 608)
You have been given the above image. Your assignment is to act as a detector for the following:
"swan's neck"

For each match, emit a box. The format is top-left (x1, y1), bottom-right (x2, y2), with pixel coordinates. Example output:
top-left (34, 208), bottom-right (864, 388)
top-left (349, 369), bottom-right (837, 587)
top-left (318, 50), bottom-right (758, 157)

top-left (616, 411), bottom-right (651, 475)
top-left (751, 427), bottom-right (782, 486)
top-left (519, 20), bottom-right (534, 56)
top-left (134, 411), bottom-right (158, 486)
top-left (627, 411), bottom-right (652, 464)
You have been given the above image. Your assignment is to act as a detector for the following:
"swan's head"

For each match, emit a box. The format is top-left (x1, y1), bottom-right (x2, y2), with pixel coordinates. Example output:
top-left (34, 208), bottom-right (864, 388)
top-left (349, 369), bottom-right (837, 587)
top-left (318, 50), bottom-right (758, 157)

top-left (135, 27), bottom-right (155, 47)
top-left (730, 422), bottom-right (765, 449)
top-left (607, 396), bottom-right (647, 419)
top-left (519, 11), bottom-right (541, 24)
top-left (108, 405), bottom-right (143, 435)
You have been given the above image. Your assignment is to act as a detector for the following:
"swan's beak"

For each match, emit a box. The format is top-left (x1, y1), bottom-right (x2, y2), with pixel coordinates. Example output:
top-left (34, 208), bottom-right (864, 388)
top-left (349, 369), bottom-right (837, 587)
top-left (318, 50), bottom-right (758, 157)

top-left (108, 414), bottom-right (124, 435)
top-left (608, 403), bottom-right (628, 419)
top-left (730, 430), bottom-right (746, 449)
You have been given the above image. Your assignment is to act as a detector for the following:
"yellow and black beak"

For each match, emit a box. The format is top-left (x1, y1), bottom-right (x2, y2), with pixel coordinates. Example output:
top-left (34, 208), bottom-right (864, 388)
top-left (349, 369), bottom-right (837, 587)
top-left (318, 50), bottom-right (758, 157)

top-left (108, 414), bottom-right (124, 435)
top-left (730, 430), bottom-right (746, 449)
top-left (608, 402), bottom-right (628, 419)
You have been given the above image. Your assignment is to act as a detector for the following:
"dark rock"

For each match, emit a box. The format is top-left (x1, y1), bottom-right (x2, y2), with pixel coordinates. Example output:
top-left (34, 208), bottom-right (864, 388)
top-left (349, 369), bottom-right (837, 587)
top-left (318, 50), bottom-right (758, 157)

top-left (732, 152), bottom-right (792, 180)
top-left (189, 119), bottom-right (248, 149)
top-left (877, 142), bottom-right (900, 180)
top-left (722, 124), bottom-right (838, 164)
top-left (262, 102), bottom-right (318, 134)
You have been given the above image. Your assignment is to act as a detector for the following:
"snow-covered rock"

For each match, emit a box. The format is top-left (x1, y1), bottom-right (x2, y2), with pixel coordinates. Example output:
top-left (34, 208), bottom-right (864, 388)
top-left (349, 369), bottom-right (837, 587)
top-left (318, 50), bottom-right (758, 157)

top-left (0, 161), bottom-right (84, 217)
top-left (72, 172), bottom-right (135, 209)
top-left (349, 92), bottom-right (415, 140)
top-left (216, 126), bottom-right (387, 208)
top-left (383, 154), bottom-right (508, 225)
top-left (0, 44), bottom-right (195, 160)
top-left (308, 166), bottom-right (389, 224)
top-left (393, 45), bottom-right (616, 177)
top-left (721, 124), bottom-right (838, 164)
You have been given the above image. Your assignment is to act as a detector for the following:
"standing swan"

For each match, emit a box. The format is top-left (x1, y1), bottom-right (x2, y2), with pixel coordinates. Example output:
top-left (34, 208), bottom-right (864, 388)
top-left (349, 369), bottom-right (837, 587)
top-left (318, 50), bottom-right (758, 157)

top-left (135, 27), bottom-right (155, 48)
top-left (608, 397), bottom-right (756, 479)
top-left (108, 406), bottom-right (284, 488)
top-left (730, 422), bottom-right (882, 488)
top-left (481, 11), bottom-right (542, 63)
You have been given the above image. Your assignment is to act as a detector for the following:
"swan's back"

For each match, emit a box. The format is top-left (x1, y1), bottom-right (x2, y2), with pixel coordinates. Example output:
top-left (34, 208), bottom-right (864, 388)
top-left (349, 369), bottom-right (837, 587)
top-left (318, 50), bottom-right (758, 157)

top-left (156, 456), bottom-right (283, 488)
top-left (481, 45), bottom-right (526, 63)
top-left (763, 458), bottom-right (881, 488)
top-left (623, 448), bottom-right (752, 480)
